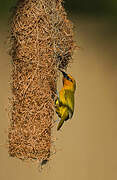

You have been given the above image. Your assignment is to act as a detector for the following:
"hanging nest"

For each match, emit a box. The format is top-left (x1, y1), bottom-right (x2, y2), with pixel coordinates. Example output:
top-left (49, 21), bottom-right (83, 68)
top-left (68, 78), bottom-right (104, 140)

top-left (8, 0), bottom-right (75, 163)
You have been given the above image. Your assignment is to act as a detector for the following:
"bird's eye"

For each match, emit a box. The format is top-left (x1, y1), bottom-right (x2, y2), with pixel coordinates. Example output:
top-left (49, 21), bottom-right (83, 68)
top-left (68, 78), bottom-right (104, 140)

top-left (67, 76), bottom-right (73, 82)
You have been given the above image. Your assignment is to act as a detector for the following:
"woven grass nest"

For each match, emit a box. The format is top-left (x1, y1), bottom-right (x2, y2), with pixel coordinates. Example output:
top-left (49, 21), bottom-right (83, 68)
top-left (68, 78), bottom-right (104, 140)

top-left (8, 0), bottom-right (75, 164)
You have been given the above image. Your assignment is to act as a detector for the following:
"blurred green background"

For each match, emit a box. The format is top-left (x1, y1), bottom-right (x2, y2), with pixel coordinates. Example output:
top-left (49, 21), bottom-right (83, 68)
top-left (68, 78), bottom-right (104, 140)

top-left (64, 0), bottom-right (117, 16)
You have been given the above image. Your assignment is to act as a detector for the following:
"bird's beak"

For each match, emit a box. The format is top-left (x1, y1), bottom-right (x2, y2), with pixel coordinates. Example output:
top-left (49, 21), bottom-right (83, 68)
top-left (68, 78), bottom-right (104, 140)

top-left (59, 69), bottom-right (68, 78)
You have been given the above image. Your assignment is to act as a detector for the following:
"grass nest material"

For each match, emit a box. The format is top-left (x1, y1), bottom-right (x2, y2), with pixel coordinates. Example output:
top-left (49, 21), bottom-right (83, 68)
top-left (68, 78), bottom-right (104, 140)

top-left (8, 0), bottom-right (75, 163)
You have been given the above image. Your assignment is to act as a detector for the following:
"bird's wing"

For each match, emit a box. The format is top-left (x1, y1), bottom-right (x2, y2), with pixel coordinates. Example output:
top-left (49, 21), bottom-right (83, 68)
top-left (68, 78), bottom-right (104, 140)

top-left (55, 97), bottom-right (59, 106)
top-left (64, 90), bottom-right (74, 118)
top-left (57, 106), bottom-right (69, 130)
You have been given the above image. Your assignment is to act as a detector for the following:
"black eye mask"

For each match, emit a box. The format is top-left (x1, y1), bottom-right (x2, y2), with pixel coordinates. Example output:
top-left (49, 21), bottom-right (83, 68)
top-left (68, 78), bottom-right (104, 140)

top-left (60, 70), bottom-right (73, 82)
top-left (66, 75), bottom-right (73, 82)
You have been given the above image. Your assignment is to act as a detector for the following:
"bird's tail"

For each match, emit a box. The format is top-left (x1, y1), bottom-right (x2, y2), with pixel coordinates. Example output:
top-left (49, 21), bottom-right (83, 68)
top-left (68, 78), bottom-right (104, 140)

top-left (57, 119), bottom-right (64, 131)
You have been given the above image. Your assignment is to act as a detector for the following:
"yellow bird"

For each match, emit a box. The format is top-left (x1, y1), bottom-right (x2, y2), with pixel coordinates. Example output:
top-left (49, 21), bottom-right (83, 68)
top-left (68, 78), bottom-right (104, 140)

top-left (55, 70), bottom-right (76, 130)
